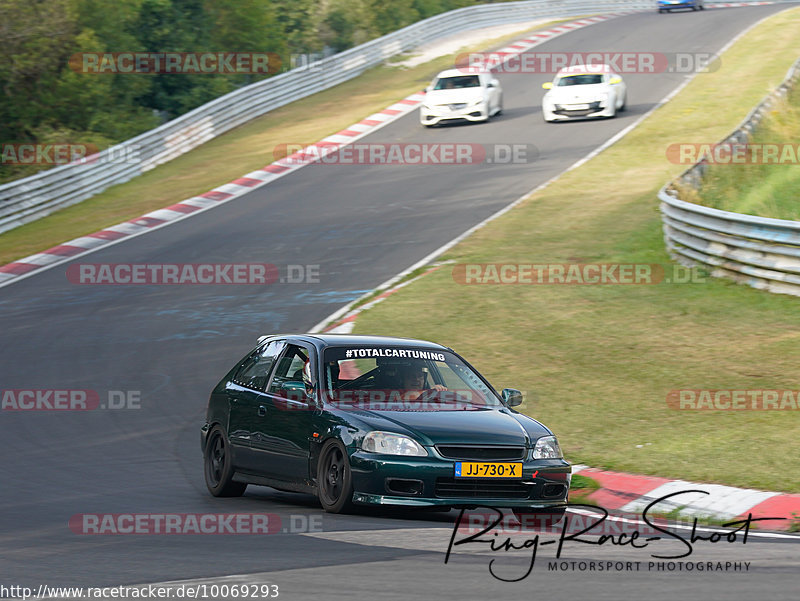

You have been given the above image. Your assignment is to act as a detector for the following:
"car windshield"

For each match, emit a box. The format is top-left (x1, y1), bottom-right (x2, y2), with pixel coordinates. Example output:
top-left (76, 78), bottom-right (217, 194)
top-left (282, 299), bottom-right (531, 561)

top-left (322, 347), bottom-right (501, 411)
top-left (557, 74), bottom-right (604, 86)
top-left (433, 75), bottom-right (481, 90)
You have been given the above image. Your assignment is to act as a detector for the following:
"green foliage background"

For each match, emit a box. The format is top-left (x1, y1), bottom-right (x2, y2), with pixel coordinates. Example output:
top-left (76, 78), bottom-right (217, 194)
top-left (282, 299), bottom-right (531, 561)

top-left (0, 0), bottom-right (489, 182)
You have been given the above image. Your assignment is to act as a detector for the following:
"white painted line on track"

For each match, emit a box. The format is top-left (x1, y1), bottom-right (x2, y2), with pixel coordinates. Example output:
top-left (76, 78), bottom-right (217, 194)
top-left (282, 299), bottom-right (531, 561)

top-left (0, 12), bottom-right (631, 291)
top-left (310, 6), bottom-right (789, 333)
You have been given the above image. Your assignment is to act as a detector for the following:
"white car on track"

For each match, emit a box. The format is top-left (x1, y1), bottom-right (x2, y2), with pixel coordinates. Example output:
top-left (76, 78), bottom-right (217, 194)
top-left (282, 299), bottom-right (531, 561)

top-left (420, 69), bottom-right (503, 127)
top-left (541, 64), bottom-right (627, 122)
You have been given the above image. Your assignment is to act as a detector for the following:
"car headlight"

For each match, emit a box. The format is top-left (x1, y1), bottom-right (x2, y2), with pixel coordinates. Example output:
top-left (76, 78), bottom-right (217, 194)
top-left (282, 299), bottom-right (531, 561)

top-left (421, 104), bottom-right (431, 111)
top-left (362, 431), bottom-right (427, 456)
top-left (470, 97), bottom-right (486, 106)
top-left (532, 435), bottom-right (562, 459)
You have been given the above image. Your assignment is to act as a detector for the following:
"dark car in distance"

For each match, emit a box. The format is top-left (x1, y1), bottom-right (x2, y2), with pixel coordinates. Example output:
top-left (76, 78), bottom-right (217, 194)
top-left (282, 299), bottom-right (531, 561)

top-left (201, 334), bottom-right (570, 519)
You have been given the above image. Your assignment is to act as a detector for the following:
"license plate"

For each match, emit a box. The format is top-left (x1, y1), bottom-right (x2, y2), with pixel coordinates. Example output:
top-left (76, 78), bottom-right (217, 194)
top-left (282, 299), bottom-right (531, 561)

top-left (570, 103), bottom-right (590, 110)
top-left (454, 462), bottom-right (523, 478)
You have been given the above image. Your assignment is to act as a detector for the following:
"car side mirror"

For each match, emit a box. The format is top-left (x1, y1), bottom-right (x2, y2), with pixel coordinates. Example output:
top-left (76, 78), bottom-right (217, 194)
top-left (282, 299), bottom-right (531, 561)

top-left (542, 82), bottom-right (553, 90)
top-left (501, 388), bottom-right (523, 407)
top-left (610, 76), bottom-right (622, 84)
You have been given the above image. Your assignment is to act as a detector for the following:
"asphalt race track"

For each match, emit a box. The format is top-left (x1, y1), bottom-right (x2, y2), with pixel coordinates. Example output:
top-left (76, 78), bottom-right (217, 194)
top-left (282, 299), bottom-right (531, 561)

top-left (2, 5), bottom-right (799, 600)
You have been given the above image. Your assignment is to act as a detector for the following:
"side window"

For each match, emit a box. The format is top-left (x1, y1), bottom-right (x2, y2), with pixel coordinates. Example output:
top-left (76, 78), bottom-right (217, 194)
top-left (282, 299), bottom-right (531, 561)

top-left (232, 340), bottom-right (284, 391)
top-left (268, 344), bottom-right (311, 395)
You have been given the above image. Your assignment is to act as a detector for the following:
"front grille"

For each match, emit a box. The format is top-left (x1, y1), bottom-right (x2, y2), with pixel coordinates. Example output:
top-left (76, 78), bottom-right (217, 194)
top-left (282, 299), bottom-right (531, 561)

top-left (435, 478), bottom-right (530, 499)
top-left (554, 101), bottom-right (602, 116)
top-left (436, 445), bottom-right (526, 461)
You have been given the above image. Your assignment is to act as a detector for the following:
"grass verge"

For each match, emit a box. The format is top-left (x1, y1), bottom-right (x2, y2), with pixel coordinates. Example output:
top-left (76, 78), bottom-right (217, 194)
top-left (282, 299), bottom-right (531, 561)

top-left (353, 8), bottom-right (800, 492)
top-left (0, 20), bottom-right (568, 267)
top-left (689, 86), bottom-right (800, 220)
top-left (567, 474), bottom-right (601, 505)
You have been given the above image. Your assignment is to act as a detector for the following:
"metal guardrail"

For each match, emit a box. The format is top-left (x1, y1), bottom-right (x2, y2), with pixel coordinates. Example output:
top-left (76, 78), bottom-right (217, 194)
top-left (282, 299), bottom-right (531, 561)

top-left (0, 0), bottom-right (660, 234)
top-left (1, 1), bottom-right (788, 234)
top-left (659, 56), bottom-right (800, 297)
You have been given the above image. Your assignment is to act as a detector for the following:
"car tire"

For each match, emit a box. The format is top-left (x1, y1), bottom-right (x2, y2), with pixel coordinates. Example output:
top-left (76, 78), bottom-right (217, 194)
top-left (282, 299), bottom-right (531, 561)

top-left (512, 507), bottom-right (566, 529)
top-left (317, 439), bottom-right (354, 513)
top-left (204, 425), bottom-right (247, 497)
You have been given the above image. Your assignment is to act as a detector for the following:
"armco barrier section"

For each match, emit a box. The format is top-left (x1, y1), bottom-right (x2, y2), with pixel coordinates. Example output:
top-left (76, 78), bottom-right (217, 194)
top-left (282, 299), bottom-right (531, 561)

top-left (659, 56), bottom-right (800, 296)
top-left (0, 1), bottom-right (784, 233)
top-left (0, 0), bottom-right (665, 234)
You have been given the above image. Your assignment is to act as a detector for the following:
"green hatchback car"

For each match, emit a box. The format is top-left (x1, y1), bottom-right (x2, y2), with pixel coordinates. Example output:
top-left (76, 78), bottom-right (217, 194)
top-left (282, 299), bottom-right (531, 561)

top-left (201, 334), bottom-right (570, 519)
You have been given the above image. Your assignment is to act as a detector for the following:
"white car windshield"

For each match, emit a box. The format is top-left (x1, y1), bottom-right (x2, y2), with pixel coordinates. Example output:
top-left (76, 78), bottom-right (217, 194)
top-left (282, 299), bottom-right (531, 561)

top-left (433, 75), bottom-right (481, 90)
top-left (322, 347), bottom-right (501, 411)
top-left (557, 74), bottom-right (605, 86)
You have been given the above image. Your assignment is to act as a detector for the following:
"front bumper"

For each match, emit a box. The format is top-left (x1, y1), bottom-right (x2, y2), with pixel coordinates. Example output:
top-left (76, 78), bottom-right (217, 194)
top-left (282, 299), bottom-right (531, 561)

top-left (544, 100), bottom-right (609, 120)
top-left (420, 103), bottom-right (488, 125)
top-left (349, 450), bottom-right (570, 509)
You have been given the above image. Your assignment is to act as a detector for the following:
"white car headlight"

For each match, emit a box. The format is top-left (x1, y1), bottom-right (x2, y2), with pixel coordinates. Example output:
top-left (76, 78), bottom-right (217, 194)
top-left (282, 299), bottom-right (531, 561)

top-left (469, 97), bottom-right (486, 106)
top-left (362, 431), bottom-right (427, 456)
top-left (532, 435), bottom-right (562, 459)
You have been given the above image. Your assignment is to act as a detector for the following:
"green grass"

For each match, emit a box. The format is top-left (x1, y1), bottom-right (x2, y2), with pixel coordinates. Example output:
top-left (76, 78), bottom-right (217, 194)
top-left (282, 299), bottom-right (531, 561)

top-left (690, 87), bottom-right (800, 220)
top-left (570, 474), bottom-right (600, 491)
top-left (0, 19), bottom-right (570, 267)
top-left (568, 474), bottom-right (601, 504)
top-left (353, 8), bottom-right (800, 493)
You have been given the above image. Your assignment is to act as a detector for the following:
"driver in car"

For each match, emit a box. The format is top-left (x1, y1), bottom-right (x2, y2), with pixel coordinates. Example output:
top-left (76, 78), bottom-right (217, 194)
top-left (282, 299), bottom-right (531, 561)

top-left (398, 364), bottom-right (447, 400)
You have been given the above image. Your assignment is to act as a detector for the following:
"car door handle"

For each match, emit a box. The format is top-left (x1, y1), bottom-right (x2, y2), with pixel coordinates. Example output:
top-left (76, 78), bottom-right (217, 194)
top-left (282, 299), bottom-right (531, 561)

top-left (258, 405), bottom-right (267, 416)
